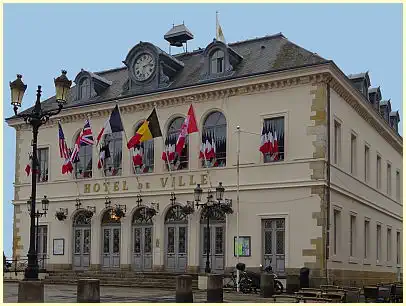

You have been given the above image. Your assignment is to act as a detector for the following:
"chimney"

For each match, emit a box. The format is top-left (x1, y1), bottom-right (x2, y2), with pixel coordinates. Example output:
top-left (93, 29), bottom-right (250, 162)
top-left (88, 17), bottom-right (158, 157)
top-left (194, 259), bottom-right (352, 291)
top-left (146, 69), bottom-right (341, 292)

top-left (389, 110), bottom-right (400, 133)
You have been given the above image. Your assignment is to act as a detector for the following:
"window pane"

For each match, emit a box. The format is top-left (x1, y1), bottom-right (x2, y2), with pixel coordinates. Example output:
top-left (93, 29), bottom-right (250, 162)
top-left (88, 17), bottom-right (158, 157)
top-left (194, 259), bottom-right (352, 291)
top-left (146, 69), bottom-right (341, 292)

top-left (104, 132), bottom-right (122, 176)
top-left (263, 117), bottom-right (285, 163)
top-left (202, 112), bottom-right (227, 168)
top-left (166, 117), bottom-right (188, 170)
top-left (37, 148), bottom-right (49, 182)
top-left (76, 139), bottom-right (93, 179)
top-left (133, 122), bottom-right (154, 174)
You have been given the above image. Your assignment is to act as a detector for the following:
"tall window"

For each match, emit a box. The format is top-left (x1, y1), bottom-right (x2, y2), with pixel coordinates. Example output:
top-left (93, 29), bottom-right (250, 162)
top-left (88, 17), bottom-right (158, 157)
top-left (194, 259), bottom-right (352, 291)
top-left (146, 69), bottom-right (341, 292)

top-left (201, 111), bottom-right (226, 168)
top-left (263, 117), bottom-right (285, 163)
top-left (387, 163), bottom-right (392, 195)
top-left (333, 209), bottom-right (341, 255)
top-left (132, 122), bottom-right (154, 174)
top-left (210, 50), bottom-right (225, 74)
top-left (387, 228), bottom-right (392, 263)
top-left (37, 148), bottom-right (49, 183)
top-left (79, 78), bottom-right (91, 100)
top-left (364, 219), bottom-right (370, 259)
top-left (334, 121), bottom-right (341, 165)
top-left (376, 224), bottom-right (382, 261)
top-left (350, 134), bottom-right (357, 175)
top-left (350, 214), bottom-right (356, 257)
top-left (396, 170), bottom-right (400, 201)
top-left (103, 131), bottom-right (122, 176)
top-left (75, 134), bottom-right (92, 179)
top-left (376, 155), bottom-right (382, 189)
top-left (364, 145), bottom-right (370, 182)
top-left (166, 117), bottom-right (188, 171)
top-left (396, 231), bottom-right (401, 265)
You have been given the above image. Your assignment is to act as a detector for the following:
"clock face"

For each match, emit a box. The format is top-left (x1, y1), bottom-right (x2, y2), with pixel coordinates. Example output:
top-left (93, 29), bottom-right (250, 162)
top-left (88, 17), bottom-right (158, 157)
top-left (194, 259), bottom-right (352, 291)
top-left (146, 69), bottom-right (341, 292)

top-left (134, 53), bottom-right (155, 81)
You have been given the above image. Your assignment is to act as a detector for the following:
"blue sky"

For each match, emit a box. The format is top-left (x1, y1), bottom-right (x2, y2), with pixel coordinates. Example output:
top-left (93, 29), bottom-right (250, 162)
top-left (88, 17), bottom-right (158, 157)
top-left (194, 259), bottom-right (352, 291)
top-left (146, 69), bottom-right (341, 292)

top-left (3, 4), bottom-right (402, 257)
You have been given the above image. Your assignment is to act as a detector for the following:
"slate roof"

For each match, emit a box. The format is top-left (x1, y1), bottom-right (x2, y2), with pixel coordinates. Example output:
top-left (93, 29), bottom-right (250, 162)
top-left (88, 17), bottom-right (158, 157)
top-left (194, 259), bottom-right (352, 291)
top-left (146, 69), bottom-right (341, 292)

top-left (8, 33), bottom-right (328, 120)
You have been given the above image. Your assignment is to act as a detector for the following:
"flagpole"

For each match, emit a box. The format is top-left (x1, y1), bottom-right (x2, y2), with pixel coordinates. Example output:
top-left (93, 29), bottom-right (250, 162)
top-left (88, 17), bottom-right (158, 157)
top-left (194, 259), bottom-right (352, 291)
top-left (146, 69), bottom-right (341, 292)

top-left (236, 125), bottom-right (240, 293)
top-left (115, 104), bottom-right (142, 193)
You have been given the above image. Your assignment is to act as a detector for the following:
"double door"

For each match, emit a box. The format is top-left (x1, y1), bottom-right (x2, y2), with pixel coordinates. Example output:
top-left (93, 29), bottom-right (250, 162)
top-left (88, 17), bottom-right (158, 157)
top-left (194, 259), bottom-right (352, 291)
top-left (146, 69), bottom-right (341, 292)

top-left (132, 225), bottom-right (153, 271)
top-left (262, 219), bottom-right (285, 275)
top-left (73, 227), bottom-right (91, 270)
top-left (102, 226), bottom-right (120, 269)
top-left (165, 224), bottom-right (187, 272)
top-left (200, 224), bottom-right (225, 273)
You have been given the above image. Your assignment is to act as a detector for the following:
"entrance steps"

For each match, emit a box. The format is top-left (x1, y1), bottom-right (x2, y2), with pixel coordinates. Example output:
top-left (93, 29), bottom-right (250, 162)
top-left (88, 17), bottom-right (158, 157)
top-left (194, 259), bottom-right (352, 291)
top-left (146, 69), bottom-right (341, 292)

top-left (44, 271), bottom-right (199, 289)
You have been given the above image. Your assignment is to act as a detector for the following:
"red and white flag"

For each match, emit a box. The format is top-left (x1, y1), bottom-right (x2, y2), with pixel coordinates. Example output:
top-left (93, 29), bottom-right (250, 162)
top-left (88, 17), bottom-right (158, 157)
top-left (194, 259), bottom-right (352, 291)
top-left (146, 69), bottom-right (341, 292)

top-left (259, 125), bottom-right (269, 154)
top-left (175, 105), bottom-right (198, 156)
top-left (273, 131), bottom-right (279, 160)
top-left (132, 146), bottom-right (143, 167)
top-left (268, 131), bottom-right (274, 154)
top-left (25, 153), bottom-right (32, 176)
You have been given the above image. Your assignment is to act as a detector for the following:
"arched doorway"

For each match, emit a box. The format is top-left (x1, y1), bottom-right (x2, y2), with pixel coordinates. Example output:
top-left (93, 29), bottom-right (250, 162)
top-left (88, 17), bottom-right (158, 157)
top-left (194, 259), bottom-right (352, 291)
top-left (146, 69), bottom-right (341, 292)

top-left (101, 209), bottom-right (121, 269)
top-left (164, 205), bottom-right (188, 272)
top-left (72, 210), bottom-right (91, 270)
top-left (132, 207), bottom-right (153, 271)
top-left (200, 207), bottom-right (226, 273)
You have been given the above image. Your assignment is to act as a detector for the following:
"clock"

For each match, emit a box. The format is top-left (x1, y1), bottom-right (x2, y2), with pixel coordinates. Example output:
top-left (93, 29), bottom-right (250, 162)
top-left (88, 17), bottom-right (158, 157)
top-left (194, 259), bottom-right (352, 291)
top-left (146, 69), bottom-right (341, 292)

top-left (133, 53), bottom-right (155, 81)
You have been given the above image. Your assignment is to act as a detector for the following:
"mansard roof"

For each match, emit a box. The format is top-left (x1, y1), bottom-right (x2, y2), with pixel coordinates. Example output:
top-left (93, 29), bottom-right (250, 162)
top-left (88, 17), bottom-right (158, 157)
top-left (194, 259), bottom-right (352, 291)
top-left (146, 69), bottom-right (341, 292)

top-left (10, 33), bottom-right (327, 118)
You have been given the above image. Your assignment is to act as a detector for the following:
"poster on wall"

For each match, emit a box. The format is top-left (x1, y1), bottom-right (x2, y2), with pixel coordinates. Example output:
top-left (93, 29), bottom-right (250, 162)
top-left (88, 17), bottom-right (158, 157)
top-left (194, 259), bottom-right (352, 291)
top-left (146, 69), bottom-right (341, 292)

top-left (53, 238), bottom-right (65, 255)
top-left (234, 236), bottom-right (251, 257)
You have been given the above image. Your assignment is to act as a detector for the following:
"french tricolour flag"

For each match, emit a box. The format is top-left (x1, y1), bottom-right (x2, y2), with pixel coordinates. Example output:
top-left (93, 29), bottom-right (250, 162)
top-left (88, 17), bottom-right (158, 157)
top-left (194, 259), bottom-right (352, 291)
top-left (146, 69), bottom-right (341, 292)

top-left (96, 105), bottom-right (124, 145)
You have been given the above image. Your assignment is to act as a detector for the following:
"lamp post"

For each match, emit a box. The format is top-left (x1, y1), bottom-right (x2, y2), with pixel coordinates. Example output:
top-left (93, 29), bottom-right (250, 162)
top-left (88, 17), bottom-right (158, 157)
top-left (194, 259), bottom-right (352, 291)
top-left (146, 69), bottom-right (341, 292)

top-left (193, 182), bottom-right (232, 274)
top-left (10, 71), bottom-right (72, 280)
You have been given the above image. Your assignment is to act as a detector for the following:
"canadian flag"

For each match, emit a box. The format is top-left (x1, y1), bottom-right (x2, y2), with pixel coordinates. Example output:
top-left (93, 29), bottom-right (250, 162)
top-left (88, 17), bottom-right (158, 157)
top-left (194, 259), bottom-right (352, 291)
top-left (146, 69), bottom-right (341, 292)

top-left (175, 105), bottom-right (198, 156)
top-left (259, 125), bottom-right (269, 154)
top-left (132, 146), bottom-right (143, 167)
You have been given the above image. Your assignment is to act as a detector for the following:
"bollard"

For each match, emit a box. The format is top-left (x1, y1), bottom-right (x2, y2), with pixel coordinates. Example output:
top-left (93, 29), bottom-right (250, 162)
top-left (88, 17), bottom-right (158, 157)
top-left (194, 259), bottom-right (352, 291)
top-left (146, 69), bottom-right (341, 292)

top-left (77, 279), bottom-right (100, 303)
top-left (260, 273), bottom-right (275, 298)
top-left (18, 280), bottom-right (44, 302)
top-left (207, 274), bottom-right (223, 303)
top-left (176, 275), bottom-right (193, 302)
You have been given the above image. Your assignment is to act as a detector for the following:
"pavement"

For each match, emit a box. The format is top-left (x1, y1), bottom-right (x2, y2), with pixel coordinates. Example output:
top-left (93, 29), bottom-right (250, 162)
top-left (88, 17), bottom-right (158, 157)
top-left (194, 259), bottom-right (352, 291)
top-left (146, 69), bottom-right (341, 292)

top-left (3, 282), bottom-right (286, 303)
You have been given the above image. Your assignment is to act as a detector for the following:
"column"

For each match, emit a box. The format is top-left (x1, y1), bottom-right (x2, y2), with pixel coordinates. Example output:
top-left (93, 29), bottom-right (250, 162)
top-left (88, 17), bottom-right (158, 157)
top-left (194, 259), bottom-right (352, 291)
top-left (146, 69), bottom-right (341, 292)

top-left (90, 216), bottom-right (100, 270)
top-left (120, 215), bottom-right (131, 270)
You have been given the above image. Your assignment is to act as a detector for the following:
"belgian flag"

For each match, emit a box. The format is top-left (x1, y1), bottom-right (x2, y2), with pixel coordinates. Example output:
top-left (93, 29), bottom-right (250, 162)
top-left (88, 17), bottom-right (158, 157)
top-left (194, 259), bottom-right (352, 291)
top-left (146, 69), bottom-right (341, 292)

top-left (127, 108), bottom-right (162, 149)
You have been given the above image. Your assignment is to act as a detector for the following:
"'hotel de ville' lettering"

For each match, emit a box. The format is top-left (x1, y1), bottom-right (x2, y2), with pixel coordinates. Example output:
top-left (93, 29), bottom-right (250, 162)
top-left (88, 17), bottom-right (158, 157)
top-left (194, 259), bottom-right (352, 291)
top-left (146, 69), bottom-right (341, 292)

top-left (83, 174), bottom-right (208, 194)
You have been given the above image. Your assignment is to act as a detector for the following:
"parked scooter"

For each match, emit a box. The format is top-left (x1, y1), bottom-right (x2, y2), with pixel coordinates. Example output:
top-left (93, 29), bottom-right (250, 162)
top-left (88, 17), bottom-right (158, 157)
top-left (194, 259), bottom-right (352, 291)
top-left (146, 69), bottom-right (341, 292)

top-left (236, 263), bottom-right (284, 294)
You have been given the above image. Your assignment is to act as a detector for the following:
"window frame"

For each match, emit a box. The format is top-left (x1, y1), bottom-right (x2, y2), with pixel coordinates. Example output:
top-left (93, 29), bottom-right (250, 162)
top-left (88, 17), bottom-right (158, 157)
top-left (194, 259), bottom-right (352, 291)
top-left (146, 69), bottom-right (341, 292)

top-left (386, 162), bottom-right (392, 196)
top-left (103, 131), bottom-right (123, 177)
top-left (36, 147), bottom-right (50, 183)
top-left (262, 116), bottom-right (285, 163)
top-left (201, 111), bottom-right (227, 168)
top-left (79, 77), bottom-right (91, 100)
top-left (376, 223), bottom-right (382, 263)
top-left (387, 227), bottom-right (392, 264)
top-left (132, 121), bottom-right (155, 174)
top-left (364, 218), bottom-right (370, 261)
top-left (376, 154), bottom-right (382, 190)
top-left (210, 49), bottom-right (225, 75)
top-left (166, 116), bottom-right (189, 171)
top-left (333, 208), bottom-right (342, 257)
top-left (350, 132), bottom-right (357, 175)
top-left (364, 143), bottom-right (370, 183)
top-left (74, 132), bottom-right (93, 179)
top-left (396, 231), bottom-right (401, 266)
top-left (396, 170), bottom-right (401, 202)
top-left (349, 213), bottom-right (357, 258)
top-left (333, 119), bottom-right (342, 166)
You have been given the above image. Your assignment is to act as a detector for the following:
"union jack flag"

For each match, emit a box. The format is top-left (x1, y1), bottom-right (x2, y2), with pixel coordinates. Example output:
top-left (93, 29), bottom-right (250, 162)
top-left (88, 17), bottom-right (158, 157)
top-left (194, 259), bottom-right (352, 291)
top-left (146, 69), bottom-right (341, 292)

top-left (58, 122), bottom-right (69, 159)
top-left (79, 119), bottom-right (94, 146)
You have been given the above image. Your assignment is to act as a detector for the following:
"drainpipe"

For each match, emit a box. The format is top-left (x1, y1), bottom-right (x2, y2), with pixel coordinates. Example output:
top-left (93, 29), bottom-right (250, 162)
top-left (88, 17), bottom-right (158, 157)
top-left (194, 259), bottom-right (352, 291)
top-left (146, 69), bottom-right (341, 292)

top-left (326, 79), bottom-right (331, 283)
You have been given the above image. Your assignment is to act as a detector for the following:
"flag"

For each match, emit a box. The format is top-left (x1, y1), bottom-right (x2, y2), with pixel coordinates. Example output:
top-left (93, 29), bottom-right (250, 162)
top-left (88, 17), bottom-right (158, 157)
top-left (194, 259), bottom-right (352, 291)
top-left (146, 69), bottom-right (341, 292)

top-left (62, 148), bottom-right (79, 174)
top-left (175, 105), bottom-right (198, 156)
top-left (273, 131), bottom-right (279, 160)
top-left (268, 130), bottom-right (274, 154)
top-left (96, 105), bottom-right (124, 145)
top-left (259, 125), bottom-right (269, 154)
top-left (127, 108), bottom-right (162, 149)
top-left (58, 122), bottom-right (69, 159)
top-left (98, 143), bottom-right (110, 169)
top-left (132, 146), bottom-right (143, 167)
top-left (216, 11), bottom-right (226, 43)
top-left (80, 119), bottom-right (94, 146)
top-left (162, 138), bottom-right (169, 161)
top-left (199, 133), bottom-right (207, 159)
top-left (25, 153), bottom-right (32, 176)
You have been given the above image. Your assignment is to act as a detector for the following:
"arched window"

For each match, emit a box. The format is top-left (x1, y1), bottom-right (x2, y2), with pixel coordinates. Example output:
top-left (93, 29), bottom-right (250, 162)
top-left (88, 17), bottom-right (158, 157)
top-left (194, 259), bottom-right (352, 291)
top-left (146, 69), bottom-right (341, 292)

top-left (132, 122), bottom-right (154, 174)
top-left (201, 111), bottom-right (226, 168)
top-left (210, 50), bottom-right (225, 74)
top-left (166, 117), bottom-right (188, 171)
top-left (103, 131), bottom-right (122, 176)
top-left (75, 133), bottom-right (93, 179)
top-left (79, 78), bottom-right (91, 100)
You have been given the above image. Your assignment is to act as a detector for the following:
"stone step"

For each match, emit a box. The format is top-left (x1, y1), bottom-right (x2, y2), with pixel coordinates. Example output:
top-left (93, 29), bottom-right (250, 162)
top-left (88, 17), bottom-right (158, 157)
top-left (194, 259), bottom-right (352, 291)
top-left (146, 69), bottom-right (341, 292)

top-left (45, 274), bottom-right (198, 280)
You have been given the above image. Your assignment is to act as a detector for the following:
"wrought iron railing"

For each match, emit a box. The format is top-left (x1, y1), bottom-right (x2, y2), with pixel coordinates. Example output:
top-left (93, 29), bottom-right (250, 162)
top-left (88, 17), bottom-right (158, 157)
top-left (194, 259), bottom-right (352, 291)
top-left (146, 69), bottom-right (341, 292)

top-left (3, 255), bottom-right (49, 275)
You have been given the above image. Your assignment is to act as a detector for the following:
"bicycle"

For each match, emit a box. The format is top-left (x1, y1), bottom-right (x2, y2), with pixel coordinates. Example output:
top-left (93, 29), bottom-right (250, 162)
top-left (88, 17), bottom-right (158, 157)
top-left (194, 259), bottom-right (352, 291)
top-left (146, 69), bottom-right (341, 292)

top-left (223, 269), bottom-right (252, 293)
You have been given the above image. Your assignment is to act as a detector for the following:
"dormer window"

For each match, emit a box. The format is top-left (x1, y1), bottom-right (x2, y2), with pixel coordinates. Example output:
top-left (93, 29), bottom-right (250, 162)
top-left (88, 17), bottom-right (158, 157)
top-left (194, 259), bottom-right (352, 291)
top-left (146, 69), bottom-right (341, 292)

top-left (79, 78), bottom-right (91, 100)
top-left (211, 50), bottom-right (225, 74)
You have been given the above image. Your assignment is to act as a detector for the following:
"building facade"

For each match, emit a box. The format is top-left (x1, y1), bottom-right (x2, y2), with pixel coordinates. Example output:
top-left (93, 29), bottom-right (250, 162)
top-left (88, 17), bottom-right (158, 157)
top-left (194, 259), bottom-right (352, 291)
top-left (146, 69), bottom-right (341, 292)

top-left (7, 29), bottom-right (402, 286)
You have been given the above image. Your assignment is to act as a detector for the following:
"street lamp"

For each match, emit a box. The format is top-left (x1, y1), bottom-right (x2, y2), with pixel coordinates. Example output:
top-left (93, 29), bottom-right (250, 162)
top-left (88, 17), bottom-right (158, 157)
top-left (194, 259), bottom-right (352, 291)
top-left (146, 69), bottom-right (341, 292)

top-left (193, 182), bottom-right (233, 273)
top-left (11, 71), bottom-right (72, 280)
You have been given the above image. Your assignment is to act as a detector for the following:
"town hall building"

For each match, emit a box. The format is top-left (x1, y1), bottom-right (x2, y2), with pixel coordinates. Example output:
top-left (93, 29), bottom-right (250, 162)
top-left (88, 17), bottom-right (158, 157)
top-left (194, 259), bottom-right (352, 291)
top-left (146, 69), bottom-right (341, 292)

top-left (7, 23), bottom-right (402, 286)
